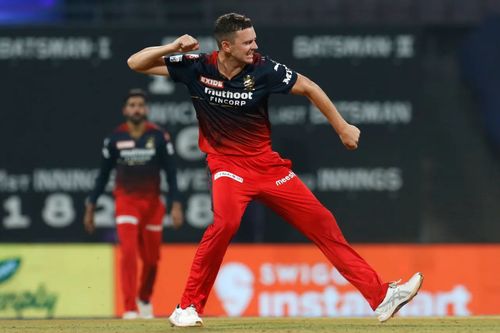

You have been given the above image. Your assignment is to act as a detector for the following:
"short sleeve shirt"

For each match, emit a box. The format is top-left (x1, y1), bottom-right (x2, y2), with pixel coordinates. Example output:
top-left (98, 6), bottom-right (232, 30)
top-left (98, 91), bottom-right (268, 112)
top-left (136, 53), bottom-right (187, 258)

top-left (105, 123), bottom-right (173, 197)
top-left (165, 51), bottom-right (298, 156)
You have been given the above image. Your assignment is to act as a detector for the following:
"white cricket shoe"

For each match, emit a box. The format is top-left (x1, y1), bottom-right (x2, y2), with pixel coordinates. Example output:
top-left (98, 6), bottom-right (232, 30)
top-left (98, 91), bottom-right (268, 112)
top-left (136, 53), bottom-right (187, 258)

top-left (137, 299), bottom-right (154, 319)
top-left (122, 311), bottom-right (139, 320)
top-left (168, 304), bottom-right (203, 327)
top-left (375, 272), bottom-right (424, 323)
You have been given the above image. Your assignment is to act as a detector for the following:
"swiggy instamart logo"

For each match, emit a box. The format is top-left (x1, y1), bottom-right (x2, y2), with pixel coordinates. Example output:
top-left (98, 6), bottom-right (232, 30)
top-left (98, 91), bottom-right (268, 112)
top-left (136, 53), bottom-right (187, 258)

top-left (215, 263), bottom-right (254, 316)
top-left (214, 261), bottom-right (472, 317)
top-left (0, 258), bottom-right (58, 318)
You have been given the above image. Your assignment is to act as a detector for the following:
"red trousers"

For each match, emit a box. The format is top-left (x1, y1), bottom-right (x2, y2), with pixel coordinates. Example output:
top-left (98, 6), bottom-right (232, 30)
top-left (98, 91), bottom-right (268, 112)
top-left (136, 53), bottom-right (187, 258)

top-left (115, 195), bottom-right (165, 311)
top-left (180, 151), bottom-right (389, 313)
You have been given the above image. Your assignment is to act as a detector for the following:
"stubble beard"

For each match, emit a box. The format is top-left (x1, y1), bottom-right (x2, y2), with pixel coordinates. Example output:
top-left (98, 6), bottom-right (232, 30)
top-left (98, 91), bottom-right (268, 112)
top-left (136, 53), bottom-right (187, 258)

top-left (127, 114), bottom-right (147, 125)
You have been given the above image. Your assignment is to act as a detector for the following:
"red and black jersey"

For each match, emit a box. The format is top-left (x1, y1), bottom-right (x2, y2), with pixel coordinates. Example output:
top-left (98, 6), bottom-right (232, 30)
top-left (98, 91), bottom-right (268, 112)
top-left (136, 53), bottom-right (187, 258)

top-left (88, 122), bottom-right (179, 205)
top-left (164, 51), bottom-right (298, 156)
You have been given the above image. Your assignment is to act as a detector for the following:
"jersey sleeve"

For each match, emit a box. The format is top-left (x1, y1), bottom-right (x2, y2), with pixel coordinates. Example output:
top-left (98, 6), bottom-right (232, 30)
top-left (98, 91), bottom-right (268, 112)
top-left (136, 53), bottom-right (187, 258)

top-left (164, 53), bottom-right (202, 84)
top-left (87, 137), bottom-right (116, 205)
top-left (157, 130), bottom-right (181, 206)
top-left (265, 57), bottom-right (298, 94)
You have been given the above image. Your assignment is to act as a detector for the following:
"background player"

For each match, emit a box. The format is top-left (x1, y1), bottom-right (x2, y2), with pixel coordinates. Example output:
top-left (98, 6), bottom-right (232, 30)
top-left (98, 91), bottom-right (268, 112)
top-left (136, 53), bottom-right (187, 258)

top-left (127, 13), bottom-right (423, 326)
top-left (83, 88), bottom-right (183, 319)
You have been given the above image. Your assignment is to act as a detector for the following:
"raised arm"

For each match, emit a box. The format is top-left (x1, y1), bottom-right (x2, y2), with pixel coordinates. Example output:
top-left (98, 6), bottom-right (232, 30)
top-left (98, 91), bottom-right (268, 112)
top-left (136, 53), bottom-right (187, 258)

top-left (127, 34), bottom-right (200, 76)
top-left (291, 73), bottom-right (360, 150)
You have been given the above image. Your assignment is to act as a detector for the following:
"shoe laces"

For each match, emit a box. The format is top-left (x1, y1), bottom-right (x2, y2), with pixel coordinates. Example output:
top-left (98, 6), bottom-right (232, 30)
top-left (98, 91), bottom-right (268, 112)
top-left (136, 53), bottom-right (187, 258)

top-left (186, 304), bottom-right (198, 316)
top-left (388, 279), bottom-right (402, 288)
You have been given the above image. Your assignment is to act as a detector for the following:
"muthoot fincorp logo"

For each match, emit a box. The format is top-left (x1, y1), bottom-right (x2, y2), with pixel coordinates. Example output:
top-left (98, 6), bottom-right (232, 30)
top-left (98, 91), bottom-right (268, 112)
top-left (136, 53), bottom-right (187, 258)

top-left (0, 258), bottom-right (58, 318)
top-left (204, 87), bottom-right (254, 106)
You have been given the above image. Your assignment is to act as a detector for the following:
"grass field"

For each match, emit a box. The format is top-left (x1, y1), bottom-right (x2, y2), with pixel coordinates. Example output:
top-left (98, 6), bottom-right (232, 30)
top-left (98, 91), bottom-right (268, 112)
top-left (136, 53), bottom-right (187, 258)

top-left (1, 317), bottom-right (500, 333)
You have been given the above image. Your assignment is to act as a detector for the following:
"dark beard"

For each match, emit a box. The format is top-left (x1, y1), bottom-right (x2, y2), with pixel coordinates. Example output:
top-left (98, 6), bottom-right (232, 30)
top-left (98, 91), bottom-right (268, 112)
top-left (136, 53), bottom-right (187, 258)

top-left (126, 114), bottom-right (147, 125)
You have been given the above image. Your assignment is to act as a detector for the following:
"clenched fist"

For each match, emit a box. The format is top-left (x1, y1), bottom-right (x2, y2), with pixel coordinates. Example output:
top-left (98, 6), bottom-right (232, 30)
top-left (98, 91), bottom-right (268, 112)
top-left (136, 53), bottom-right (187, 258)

top-left (338, 124), bottom-right (360, 150)
top-left (173, 34), bottom-right (200, 53)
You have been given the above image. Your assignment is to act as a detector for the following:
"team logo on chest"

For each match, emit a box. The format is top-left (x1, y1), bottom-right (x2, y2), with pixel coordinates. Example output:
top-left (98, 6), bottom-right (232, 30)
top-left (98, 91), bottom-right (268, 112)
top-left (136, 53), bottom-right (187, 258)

top-left (145, 136), bottom-right (155, 149)
top-left (243, 75), bottom-right (255, 91)
top-left (200, 75), bottom-right (224, 89)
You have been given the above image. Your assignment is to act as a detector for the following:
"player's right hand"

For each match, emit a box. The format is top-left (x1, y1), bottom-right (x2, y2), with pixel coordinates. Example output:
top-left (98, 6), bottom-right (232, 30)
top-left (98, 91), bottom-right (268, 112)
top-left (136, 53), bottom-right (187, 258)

top-left (173, 34), bottom-right (200, 53)
top-left (83, 203), bottom-right (96, 234)
top-left (170, 201), bottom-right (184, 229)
top-left (339, 124), bottom-right (360, 150)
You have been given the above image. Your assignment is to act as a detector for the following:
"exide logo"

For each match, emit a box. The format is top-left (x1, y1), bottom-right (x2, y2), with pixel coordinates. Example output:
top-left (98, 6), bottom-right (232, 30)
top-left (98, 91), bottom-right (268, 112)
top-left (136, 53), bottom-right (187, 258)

top-left (200, 76), bottom-right (224, 89)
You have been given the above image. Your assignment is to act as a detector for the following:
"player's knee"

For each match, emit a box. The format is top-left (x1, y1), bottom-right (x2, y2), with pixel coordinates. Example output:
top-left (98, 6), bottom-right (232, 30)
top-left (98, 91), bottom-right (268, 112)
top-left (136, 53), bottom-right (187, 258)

top-left (142, 259), bottom-right (159, 267)
top-left (311, 207), bottom-right (335, 223)
top-left (214, 218), bottom-right (241, 236)
top-left (307, 209), bottom-right (343, 235)
top-left (120, 243), bottom-right (138, 257)
top-left (224, 220), bottom-right (240, 235)
top-left (144, 252), bottom-right (160, 265)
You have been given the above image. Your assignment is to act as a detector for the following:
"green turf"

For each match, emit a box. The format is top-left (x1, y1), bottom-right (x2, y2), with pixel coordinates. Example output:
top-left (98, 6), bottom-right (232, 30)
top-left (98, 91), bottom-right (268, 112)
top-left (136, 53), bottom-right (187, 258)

top-left (1, 317), bottom-right (500, 333)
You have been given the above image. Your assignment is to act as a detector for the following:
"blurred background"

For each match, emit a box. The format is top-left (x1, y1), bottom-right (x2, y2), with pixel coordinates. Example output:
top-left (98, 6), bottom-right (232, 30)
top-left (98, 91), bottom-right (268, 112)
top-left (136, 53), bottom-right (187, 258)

top-left (1, 0), bottom-right (499, 319)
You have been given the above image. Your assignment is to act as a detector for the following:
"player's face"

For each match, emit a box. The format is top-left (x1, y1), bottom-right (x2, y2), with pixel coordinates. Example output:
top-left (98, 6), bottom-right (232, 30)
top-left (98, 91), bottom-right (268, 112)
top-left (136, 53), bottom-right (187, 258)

top-left (123, 96), bottom-right (147, 125)
top-left (228, 27), bottom-right (258, 64)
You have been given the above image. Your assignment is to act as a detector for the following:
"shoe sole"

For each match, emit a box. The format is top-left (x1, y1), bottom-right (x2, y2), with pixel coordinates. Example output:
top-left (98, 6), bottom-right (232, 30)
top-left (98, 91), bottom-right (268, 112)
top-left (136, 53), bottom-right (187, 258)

top-left (379, 273), bottom-right (424, 323)
top-left (139, 315), bottom-right (154, 319)
top-left (168, 318), bottom-right (204, 327)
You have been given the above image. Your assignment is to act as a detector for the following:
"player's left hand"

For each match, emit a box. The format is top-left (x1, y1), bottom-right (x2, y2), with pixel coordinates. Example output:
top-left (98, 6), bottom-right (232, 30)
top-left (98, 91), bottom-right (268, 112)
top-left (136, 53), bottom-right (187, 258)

top-left (170, 201), bottom-right (184, 229)
top-left (339, 124), bottom-right (360, 150)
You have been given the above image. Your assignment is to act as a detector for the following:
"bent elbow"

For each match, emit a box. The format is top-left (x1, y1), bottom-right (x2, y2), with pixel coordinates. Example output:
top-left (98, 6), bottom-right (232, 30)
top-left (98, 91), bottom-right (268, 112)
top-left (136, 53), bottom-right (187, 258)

top-left (127, 56), bottom-right (140, 71)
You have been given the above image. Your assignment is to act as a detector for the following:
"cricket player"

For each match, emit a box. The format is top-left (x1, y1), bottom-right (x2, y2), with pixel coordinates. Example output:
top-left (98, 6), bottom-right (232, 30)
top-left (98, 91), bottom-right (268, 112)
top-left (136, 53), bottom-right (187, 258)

top-left (84, 89), bottom-right (183, 319)
top-left (127, 13), bottom-right (423, 326)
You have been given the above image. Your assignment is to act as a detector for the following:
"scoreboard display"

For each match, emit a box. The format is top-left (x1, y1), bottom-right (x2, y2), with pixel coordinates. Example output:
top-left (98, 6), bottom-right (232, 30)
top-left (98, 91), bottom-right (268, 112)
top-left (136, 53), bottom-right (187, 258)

top-left (0, 26), bottom-right (479, 243)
